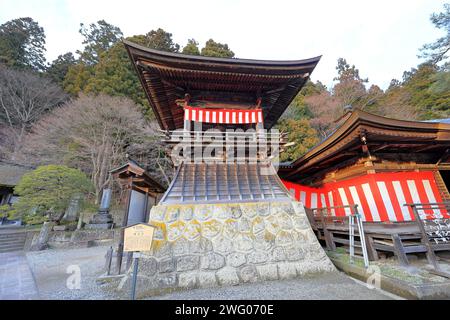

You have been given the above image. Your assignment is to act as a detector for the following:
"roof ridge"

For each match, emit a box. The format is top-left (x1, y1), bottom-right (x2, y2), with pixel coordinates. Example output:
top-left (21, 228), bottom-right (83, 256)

top-left (0, 159), bottom-right (35, 169)
top-left (123, 40), bottom-right (322, 66)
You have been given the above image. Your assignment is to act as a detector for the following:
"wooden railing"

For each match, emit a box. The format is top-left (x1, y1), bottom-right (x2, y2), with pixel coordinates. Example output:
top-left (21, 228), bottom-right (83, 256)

top-left (405, 202), bottom-right (450, 276)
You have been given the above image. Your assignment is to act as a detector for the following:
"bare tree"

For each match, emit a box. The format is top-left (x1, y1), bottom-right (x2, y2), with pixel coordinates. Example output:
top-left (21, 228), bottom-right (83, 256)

top-left (332, 78), bottom-right (367, 108)
top-left (127, 121), bottom-right (173, 187)
top-left (304, 91), bottom-right (342, 140)
top-left (0, 125), bottom-right (20, 159)
top-left (0, 65), bottom-right (67, 159)
top-left (22, 94), bottom-right (170, 202)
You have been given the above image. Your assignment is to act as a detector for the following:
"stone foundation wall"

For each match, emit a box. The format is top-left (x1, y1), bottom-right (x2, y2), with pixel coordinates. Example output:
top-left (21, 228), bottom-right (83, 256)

top-left (26, 228), bottom-right (119, 250)
top-left (120, 201), bottom-right (335, 298)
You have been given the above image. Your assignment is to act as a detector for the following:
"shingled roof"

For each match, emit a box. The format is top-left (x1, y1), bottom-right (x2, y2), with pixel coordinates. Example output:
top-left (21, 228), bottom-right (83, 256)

top-left (0, 161), bottom-right (34, 187)
top-left (280, 109), bottom-right (450, 183)
top-left (124, 40), bottom-right (321, 130)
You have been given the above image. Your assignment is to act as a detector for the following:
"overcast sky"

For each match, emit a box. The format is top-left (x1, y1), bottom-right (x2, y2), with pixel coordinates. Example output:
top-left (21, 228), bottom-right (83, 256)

top-left (1, 0), bottom-right (448, 90)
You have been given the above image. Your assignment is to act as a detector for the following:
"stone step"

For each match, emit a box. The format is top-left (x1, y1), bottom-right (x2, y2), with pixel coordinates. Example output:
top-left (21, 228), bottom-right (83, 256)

top-left (0, 232), bottom-right (27, 253)
top-left (0, 232), bottom-right (27, 239)
top-left (0, 244), bottom-right (25, 250)
top-left (0, 235), bottom-right (26, 241)
top-left (0, 248), bottom-right (24, 253)
top-left (0, 243), bottom-right (25, 249)
top-left (0, 243), bottom-right (25, 253)
top-left (0, 236), bottom-right (26, 243)
top-left (0, 238), bottom-right (26, 244)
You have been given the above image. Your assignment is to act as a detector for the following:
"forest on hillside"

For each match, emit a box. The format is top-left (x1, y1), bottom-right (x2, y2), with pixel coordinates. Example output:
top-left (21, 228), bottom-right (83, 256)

top-left (0, 3), bottom-right (449, 200)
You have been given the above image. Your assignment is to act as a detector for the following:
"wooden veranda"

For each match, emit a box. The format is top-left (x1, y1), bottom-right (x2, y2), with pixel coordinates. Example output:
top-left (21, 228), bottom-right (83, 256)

top-left (306, 203), bottom-right (450, 274)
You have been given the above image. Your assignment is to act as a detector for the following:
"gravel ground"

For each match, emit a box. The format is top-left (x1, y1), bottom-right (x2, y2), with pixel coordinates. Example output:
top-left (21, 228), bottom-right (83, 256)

top-left (26, 245), bottom-right (120, 300)
top-left (147, 272), bottom-right (396, 300)
top-left (26, 245), bottom-right (396, 300)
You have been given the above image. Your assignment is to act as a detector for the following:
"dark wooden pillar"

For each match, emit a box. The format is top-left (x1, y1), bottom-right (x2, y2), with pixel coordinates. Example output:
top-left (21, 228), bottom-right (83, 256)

top-left (116, 181), bottom-right (132, 275)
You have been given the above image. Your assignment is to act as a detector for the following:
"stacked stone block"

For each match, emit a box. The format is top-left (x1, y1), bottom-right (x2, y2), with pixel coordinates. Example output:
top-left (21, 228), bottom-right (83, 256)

top-left (120, 201), bottom-right (336, 297)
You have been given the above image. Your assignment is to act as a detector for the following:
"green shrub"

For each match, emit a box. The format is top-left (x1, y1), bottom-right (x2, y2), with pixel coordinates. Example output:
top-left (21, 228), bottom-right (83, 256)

top-left (10, 165), bottom-right (93, 224)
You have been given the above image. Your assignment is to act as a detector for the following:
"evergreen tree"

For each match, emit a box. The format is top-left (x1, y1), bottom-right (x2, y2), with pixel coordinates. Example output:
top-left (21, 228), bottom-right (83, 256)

top-left (334, 57), bottom-right (368, 83)
top-left (430, 64), bottom-right (450, 95)
top-left (182, 39), bottom-right (200, 55)
top-left (404, 63), bottom-right (450, 119)
top-left (47, 52), bottom-right (76, 84)
top-left (63, 29), bottom-right (181, 117)
top-left (201, 39), bottom-right (234, 58)
top-left (8, 165), bottom-right (93, 224)
top-left (0, 17), bottom-right (47, 71)
top-left (77, 20), bottom-right (123, 65)
top-left (332, 58), bottom-right (371, 109)
top-left (141, 28), bottom-right (180, 52)
top-left (82, 37), bottom-right (149, 115)
top-left (62, 62), bottom-right (94, 96)
top-left (419, 3), bottom-right (450, 63)
top-left (277, 119), bottom-right (319, 162)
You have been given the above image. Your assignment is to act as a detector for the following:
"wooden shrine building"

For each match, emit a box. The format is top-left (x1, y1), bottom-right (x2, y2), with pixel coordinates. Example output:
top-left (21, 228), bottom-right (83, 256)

top-left (279, 109), bottom-right (450, 267)
top-left (111, 159), bottom-right (166, 226)
top-left (124, 40), bottom-right (321, 204)
top-left (279, 109), bottom-right (450, 222)
top-left (119, 41), bottom-right (338, 293)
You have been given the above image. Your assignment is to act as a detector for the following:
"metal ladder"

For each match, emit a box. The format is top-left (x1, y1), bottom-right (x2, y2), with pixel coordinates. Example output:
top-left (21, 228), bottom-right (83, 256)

top-left (349, 206), bottom-right (369, 268)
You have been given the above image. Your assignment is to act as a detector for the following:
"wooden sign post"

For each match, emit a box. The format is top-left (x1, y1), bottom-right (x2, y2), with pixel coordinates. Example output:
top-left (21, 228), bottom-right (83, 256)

top-left (123, 223), bottom-right (155, 300)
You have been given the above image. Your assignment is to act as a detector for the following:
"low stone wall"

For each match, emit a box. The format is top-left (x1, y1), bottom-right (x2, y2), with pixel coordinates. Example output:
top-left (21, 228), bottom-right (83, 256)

top-left (26, 228), bottom-right (120, 250)
top-left (117, 201), bottom-right (336, 298)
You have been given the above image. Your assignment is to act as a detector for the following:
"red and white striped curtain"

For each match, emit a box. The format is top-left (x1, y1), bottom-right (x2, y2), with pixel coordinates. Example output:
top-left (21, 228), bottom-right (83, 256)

top-left (283, 171), bottom-right (449, 222)
top-left (184, 106), bottom-right (263, 124)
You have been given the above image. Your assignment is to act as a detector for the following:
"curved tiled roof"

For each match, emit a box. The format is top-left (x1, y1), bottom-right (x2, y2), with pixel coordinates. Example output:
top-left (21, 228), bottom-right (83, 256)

top-left (0, 161), bottom-right (34, 187)
top-left (124, 40), bottom-right (321, 130)
top-left (280, 109), bottom-right (450, 182)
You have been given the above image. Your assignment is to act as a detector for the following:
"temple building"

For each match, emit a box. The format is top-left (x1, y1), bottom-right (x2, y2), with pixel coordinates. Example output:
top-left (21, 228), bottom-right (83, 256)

top-left (121, 41), bottom-right (335, 296)
top-left (279, 109), bottom-right (450, 222)
top-left (124, 40), bottom-right (321, 205)
top-left (0, 161), bottom-right (33, 226)
top-left (279, 109), bottom-right (450, 269)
